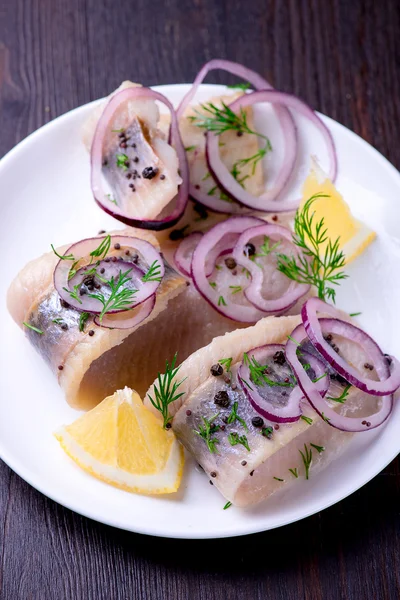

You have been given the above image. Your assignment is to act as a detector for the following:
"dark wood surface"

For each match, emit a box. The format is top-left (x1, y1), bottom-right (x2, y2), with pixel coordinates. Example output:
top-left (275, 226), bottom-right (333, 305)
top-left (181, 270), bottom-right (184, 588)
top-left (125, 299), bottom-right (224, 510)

top-left (0, 0), bottom-right (399, 598)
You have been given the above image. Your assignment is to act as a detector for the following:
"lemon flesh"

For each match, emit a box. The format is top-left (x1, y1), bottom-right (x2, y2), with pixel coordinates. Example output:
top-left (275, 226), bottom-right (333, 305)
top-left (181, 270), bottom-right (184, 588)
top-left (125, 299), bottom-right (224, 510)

top-left (55, 387), bottom-right (184, 494)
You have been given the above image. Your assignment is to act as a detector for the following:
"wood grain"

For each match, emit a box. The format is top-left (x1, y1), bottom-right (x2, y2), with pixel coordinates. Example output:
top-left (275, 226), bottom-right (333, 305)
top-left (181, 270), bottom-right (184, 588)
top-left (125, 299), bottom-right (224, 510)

top-left (0, 0), bottom-right (399, 598)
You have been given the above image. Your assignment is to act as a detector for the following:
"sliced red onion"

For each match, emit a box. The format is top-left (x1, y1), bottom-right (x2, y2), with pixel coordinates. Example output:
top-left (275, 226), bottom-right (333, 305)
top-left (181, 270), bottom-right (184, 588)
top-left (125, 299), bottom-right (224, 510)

top-left (54, 235), bottom-right (163, 313)
top-left (302, 298), bottom-right (400, 396)
top-left (174, 232), bottom-right (203, 277)
top-left (232, 223), bottom-right (310, 314)
top-left (191, 216), bottom-right (269, 322)
top-left (206, 90), bottom-right (337, 212)
top-left (94, 294), bottom-right (155, 329)
top-left (237, 344), bottom-right (329, 423)
top-left (91, 87), bottom-right (189, 231)
top-left (286, 321), bottom-right (393, 432)
top-left (175, 59), bottom-right (297, 213)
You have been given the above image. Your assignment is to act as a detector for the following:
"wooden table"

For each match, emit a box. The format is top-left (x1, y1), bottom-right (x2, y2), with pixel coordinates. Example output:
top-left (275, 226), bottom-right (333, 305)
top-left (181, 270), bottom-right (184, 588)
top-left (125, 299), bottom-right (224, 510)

top-left (0, 1), bottom-right (399, 598)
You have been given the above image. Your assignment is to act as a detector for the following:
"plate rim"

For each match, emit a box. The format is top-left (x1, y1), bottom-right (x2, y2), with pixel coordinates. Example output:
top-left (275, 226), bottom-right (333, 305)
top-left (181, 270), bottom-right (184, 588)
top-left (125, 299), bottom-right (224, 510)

top-left (0, 82), bottom-right (399, 539)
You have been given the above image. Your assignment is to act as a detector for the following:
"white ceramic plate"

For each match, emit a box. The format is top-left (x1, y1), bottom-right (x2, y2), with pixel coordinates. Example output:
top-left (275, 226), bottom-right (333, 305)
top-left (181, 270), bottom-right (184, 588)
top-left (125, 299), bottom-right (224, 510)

top-left (1, 84), bottom-right (399, 539)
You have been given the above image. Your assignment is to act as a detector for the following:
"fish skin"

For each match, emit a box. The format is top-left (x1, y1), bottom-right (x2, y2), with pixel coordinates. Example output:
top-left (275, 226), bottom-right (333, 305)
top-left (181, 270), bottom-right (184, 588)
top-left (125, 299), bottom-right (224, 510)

top-left (7, 228), bottom-right (187, 410)
top-left (83, 81), bottom-right (180, 221)
top-left (171, 320), bottom-right (378, 507)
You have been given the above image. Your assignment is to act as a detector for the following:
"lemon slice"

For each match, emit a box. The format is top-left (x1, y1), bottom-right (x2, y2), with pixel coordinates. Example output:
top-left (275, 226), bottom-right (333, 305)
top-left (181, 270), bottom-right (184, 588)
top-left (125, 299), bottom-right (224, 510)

top-left (55, 387), bottom-right (184, 495)
top-left (302, 160), bottom-right (376, 264)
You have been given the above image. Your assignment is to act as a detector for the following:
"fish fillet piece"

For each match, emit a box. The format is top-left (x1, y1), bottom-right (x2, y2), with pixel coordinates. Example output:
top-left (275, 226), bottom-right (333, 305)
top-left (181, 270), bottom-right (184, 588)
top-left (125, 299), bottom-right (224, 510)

top-left (83, 81), bottom-right (180, 221)
top-left (7, 228), bottom-right (187, 410)
top-left (169, 317), bottom-right (379, 507)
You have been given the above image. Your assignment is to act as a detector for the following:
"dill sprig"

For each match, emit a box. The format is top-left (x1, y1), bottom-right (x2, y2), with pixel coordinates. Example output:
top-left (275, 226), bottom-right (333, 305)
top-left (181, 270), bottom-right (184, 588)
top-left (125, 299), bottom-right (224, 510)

top-left (79, 312), bottom-right (90, 332)
top-left (299, 444), bottom-right (313, 480)
top-left (277, 195), bottom-right (348, 303)
top-left (63, 283), bottom-right (83, 304)
top-left (194, 413), bottom-right (220, 453)
top-left (229, 285), bottom-right (242, 295)
top-left (142, 260), bottom-right (162, 283)
top-left (218, 357), bottom-right (233, 375)
top-left (116, 153), bottom-right (129, 170)
top-left (223, 501), bottom-right (232, 510)
top-left (227, 82), bottom-right (251, 91)
top-left (228, 431), bottom-right (250, 451)
top-left (327, 383), bottom-right (351, 403)
top-left (87, 268), bottom-right (137, 321)
top-left (289, 468), bottom-right (299, 478)
top-left (189, 101), bottom-right (272, 187)
top-left (147, 353), bottom-right (186, 429)
top-left (243, 353), bottom-right (295, 388)
top-left (227, 401), bottom-right (248, 431)
top-left (90, 235), bottom-right (111, 261)
top-left (301, 415), bottom-right (313, 425)
top-left (51, 244), bottom-right (75, 261)
top-left (23, 322), bottom-right (43, 334)
top-left (310, 443), bottom-right (325, 454)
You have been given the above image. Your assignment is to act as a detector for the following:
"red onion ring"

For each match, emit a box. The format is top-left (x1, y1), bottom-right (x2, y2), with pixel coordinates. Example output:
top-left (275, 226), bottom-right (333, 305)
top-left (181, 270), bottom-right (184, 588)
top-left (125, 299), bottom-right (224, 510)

top-left (232, 223), bottom-right (310, 313)
top-left (94, 294), bottom-right (155, 329)
top-left (302, 298), bottom-right (400, 396)
top-left (191, 216), bottom-right (268, 322)
top-left (286, 321), bottom-right (393, 432)
top-left (54, 235), bottom-right (163, 313)
top-left (91, 87), bottom-right (189, 231)
top-left (175, 59), bottom-right (297, 214)
top-left (237, 344), bottom-right (329, 423)
top-left (206, 90), bottom-right (337, 212)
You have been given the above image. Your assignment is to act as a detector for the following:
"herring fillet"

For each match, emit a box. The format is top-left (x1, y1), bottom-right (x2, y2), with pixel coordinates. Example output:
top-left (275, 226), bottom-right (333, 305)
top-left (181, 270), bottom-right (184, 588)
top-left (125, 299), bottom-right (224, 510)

top-left (7, 228), bottom-right (187, 410)
top-left (82, 81), bottom-right (180, 221)
top-left (167, 316), bottom-right (378, 507)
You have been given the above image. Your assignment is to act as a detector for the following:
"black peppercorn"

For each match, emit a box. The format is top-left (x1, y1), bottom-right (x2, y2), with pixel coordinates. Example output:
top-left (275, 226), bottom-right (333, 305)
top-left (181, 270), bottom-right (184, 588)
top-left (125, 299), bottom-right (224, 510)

top-left (225, 257), bottom-right (237, 270)
top-left (210, 364), bottom-right (223, 376)
top-left (214, 390), bottom-right (230, 408)
top-left (273, 350), bottom-right (286, 365)
top-left (142, 166), bottom-right (159, 180)
top-left (251, 416), bottom-right (264, 428)
top-left (244, 242), bottom-right (256, 257)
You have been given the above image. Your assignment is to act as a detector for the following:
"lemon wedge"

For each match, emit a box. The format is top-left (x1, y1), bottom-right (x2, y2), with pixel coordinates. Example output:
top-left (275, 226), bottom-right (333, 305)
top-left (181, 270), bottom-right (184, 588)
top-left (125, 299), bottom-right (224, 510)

top-left (302, 160), bottom-right (376, 264)
top-left (55, 387), bottom-right (184, 495)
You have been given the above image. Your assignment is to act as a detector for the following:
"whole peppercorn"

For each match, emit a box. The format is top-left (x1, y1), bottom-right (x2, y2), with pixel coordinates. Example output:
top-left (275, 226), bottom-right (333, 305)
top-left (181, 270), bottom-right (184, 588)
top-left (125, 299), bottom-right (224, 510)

top-left (210, 364), bottom-right (223, 377)
top-left (214, 390), bottom-right (230, 408)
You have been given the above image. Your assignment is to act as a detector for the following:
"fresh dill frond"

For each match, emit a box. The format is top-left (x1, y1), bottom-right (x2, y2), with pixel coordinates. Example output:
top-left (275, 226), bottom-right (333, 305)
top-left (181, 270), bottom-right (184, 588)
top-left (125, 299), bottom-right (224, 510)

top-left (147, 353), bottom-right (186, 429)
top-left (273, 477), bottom-right (284, 482)
top-left (349, 312), bottom-right (362, 317)
top-left (301, 415), bottom-right (313, 425)
top-left (194, 413), bottom-right (220, 453)
top-left (116, 153), bottom-right (129, 170)
top-left (310, 443), bottom-right (325, 453)
top-left (226, 401), bottom-right (248, 431)
top-left (106, 193), bottom-right (117, 205)
top-left (79, 312), bottom-right (90, 332)
top-left (184, 145), bottom-right (197, 152)
top-left (90, 235), bottom-right (111, 261)
top-left (52, 318), bottom-right (64, 325)
top-left (276, 195), bottom-right (348, 303)
top-left (243, 353), bottom-right (295, 388)
top-left (87, 268), bottom-right (137, 321)
top-left (142, 260), bottom-right (162, 283)
top-left (223, 501), bottom-right (232, 510)
top-left (227, 82), bottom-right (251, 91)
top-left (63, 284), bottom-right (83, 304)
top-left (288, 468), bottom-right (299, 478)
top-left (23, 322), bottom-right (43, 334)
top-left (51, 244), bottom-right (75, 261)
top-left (218, 295), bottom-right (227, 306)
top-left (228, 431), bottom-right (250, 452)
top-left (218, 357), bottom-right (233, 374)
top-left (327, 383), bottom-right (351, 403)
top-left (299, 443), bottom-right (313, 480)
top-left (229, 285), bottom-right (242, 295)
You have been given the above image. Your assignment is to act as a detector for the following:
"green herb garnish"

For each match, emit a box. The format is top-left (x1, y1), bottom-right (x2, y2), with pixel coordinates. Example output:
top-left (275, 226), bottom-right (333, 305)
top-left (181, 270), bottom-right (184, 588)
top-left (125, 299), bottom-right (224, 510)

top-left (261, 426), bottom-right (273, 438)
top-left (52, 318), bottom-right (64, 325)
top-left (273, 477), bottom-right (284, 482)
top-left (228, 431), bottom-right (250, 451)
top-left (327, 384), bottom-right (351, 403)
top-left (229, 285), bottom-right (242, 295)
top-left (243, 352), bottom-right (295, 388)
top-left (301, 415), bottom-right (313, 425)
top-left (106, 193), bottom-right (117, 205)
top-left (223, 501), bottom-right (232, 510)
top-left (227, 401), bottom-right (248, 431)
top-left (184, 145), bottom-right (197, 152)
top-left (116, 153), bottom-right (129, 170)
top-left (87, 268), bottom-right (137, 321)
top-left (90, 235), bottom-right (111, 261)
top-left (142, 260), bottom-right (162, 283)
top-left (51, 244), bottom-right (75, 261)
top-left (277, 195), bottom-right (348, 303)
top-left (194, 413), bottom-right (220, 453)
top-left (310, 443), bottom-right (325, 454)
top-left (209, 281), bottom-right (217, 289)
top-left (299, 444), bottom-right (313, 480)
top-left (63, 284), bottom-right (82, 304)
top-left (349, 312), bottom-right (362, 317)
top-left (23, 322), bottom-right (43, 334)
top-left (147, 353), bottom-right (186, 429)
top-left (79, 312), bottom-right (90, 332)
top-left (189, 101), bottom-right (272, 184)
top-left (227, 82), bottom-right (251, 91)
top-left (218, 357), bottom-right (233, 374)
top-left (321, 412), bottom-right (331, 423)
top-left (289, 468), bottom-right (299, 478)
top-left (218, 295), bottom-right (227, 307)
